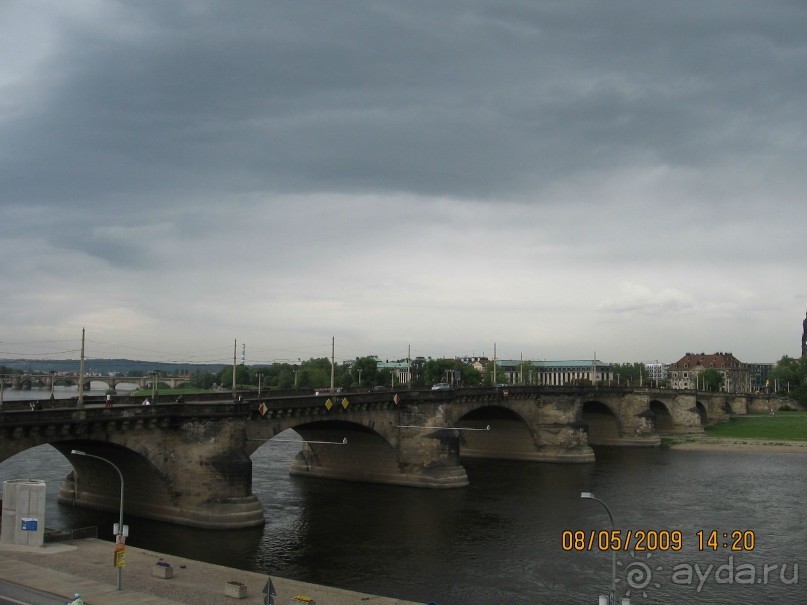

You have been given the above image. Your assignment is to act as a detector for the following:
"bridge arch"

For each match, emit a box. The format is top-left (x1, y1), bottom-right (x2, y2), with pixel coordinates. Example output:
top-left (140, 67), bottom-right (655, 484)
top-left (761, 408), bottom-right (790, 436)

top-left (694, 401), bottom-right (709, 425)
top-left (455, 405), bottom-right (538, 461)
top-left (55, 441), bottom-right (170, 521)
top-left (649, 400), bottom-right (675, 432)
top-left (247, 411), bottom-right (469, 488)
top-left (444, 397), bottom-right (593, 462)
top-left (287, 420), bottom-right (407, 486)
top-left (87, 379), bottom-right (113, 391)
top-left (581, 400), bottom-right (621, 445)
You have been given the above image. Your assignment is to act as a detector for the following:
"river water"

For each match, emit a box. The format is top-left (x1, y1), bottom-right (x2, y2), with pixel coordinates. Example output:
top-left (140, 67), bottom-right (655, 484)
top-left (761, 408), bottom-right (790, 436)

top-left (0, 389), bottom-right (803, 604)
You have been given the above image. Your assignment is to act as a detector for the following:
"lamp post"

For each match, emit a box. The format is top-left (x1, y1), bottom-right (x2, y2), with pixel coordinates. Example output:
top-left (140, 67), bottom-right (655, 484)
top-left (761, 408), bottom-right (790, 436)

top-left (581, 492), bottom-right (616, 605)
top-left (151, 371), bottom-right (159, 403)
top-left (71, 450), bottom-right (125, 590)
top-left (257, 372), bottom-right (263, 396)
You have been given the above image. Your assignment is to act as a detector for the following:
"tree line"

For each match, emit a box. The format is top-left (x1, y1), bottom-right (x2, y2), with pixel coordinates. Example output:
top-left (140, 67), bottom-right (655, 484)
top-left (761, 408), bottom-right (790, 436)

top-left (186, 357), bottom-right (489, 391)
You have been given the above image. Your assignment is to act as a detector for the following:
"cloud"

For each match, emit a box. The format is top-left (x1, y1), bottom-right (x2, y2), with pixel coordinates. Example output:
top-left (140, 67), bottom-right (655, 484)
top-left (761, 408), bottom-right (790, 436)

top-left (1, 1), bottom-right (806, 364)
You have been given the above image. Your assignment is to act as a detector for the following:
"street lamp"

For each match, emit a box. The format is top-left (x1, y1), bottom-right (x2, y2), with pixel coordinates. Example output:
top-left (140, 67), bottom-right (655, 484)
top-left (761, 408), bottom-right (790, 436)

top-left (151, 371), bottom-right (159, 403)
top-left (581, 492), bottom-right (616, 605)
top-left (71, 450), bottom-right (126, 590)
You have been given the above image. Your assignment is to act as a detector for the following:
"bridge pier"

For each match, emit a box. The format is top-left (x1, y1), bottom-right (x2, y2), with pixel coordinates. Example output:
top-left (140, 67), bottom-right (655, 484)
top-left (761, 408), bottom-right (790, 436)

top-left (55, 416), bottom-right (265, 529)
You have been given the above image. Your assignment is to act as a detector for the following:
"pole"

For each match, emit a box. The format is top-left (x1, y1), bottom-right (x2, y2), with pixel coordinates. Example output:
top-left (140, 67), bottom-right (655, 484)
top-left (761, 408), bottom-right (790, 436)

top-left (330, 337), bottom-right (335, 392)
top-left (71, 450), bottom-right (125, 590)
top-left (77, 328), bottom-right (85, 408)
top-left (581, 492), bottom-right (616, 604)
top-left (232, 339), bottom-right (237, 398)
top-left (493, 342), bottom-right (497, 384)
top-left (407, 344), bottom-right (411, 388)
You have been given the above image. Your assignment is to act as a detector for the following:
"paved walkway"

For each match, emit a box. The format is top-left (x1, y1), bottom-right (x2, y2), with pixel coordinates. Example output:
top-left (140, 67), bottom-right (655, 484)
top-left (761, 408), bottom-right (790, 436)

top-left (0, 539), bottom-right (422, 605)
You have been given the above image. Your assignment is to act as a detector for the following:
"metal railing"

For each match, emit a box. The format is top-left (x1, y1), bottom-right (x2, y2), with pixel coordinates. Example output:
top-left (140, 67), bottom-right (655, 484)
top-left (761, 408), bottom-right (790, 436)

top-left (44, 525), bottom-right (98, 543)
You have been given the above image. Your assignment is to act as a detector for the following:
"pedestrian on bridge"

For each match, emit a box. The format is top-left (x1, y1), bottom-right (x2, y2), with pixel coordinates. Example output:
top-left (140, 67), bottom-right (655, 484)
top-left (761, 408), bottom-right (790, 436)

top-left (105, 394), bottom-right (113, 408)
top-left (142, 397), bottom-right (151, 406)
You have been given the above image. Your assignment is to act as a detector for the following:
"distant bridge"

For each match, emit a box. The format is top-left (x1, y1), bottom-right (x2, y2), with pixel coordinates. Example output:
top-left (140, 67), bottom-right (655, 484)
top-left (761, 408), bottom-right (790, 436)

top-left (0, 385), bottom-right (794, 530)
top-left (1, 372), bottom-right (191, 391)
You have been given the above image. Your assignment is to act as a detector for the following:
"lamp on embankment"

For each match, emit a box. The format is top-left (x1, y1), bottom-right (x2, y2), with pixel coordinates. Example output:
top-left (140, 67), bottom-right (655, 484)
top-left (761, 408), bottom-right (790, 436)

top-left (71, 450), bottom-right (126, 590)
top-left (581, 492), bottom-right (616, 605)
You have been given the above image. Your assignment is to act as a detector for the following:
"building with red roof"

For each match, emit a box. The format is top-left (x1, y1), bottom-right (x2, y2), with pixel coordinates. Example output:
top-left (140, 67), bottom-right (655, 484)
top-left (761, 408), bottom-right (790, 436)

top-left (667, 352), bottom-right (749, 392)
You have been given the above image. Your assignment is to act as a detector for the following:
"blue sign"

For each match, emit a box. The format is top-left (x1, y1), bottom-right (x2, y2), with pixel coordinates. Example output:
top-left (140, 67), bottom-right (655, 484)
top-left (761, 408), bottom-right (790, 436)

top-left (21, 518), bottom-right (38, 531)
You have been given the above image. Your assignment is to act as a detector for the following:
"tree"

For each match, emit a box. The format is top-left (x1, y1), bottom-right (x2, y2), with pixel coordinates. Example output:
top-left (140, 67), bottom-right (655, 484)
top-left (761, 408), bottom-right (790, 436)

top-left (190, 370), bottom-right (216, 389)
top-left (768, 355), bottom-right (807, 404)
top-left (701, 368), bottom-right (724, 392)
top-left (410, 357), bottom-right (427, 388)
top-left (769, 355), bottom-right (807, 392)
top-left (611, 362), bottom-right (647, 386)
top-left (296, 358), bottom-right (332, 389)
top-left (352, 356), bottom-right (379, 387)
top-left (423, 358), bottom-right (481, 386)
top-left (216, 364), bottom-right (251, 388)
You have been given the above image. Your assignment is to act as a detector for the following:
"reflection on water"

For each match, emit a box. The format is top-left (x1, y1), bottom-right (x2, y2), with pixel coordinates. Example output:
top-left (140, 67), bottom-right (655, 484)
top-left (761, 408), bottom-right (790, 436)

top-left (1, 439), bottom-right (804, 605)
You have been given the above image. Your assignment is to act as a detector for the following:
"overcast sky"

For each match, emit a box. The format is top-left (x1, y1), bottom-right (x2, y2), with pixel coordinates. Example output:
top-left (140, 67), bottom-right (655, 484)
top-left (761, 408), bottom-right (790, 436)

top-left (2, 1), bottom-right (806, 367)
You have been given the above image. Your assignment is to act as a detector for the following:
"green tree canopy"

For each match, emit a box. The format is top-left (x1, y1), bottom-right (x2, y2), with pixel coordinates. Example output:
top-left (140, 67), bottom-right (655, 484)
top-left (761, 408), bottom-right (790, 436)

top-left (611, 362), bottom-right (647, 386)
top-left (769, 355), bottom-right (807, 403)
top-left (701, 368), bottom-right (724, 392)
top-left (352, 356), bottom-right (379, 387)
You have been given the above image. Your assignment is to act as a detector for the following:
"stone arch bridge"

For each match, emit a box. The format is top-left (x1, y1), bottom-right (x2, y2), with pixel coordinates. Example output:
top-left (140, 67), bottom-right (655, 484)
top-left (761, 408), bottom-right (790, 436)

top-left (0, 386), bottom-right (783, 529)
top-left (3, 373), bottom-right (191, 391)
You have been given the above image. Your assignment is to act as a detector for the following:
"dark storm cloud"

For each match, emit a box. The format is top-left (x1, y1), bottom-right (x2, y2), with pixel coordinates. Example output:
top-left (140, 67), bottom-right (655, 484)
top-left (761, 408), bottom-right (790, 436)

top-left (4, 0), bottom-right (805, 208)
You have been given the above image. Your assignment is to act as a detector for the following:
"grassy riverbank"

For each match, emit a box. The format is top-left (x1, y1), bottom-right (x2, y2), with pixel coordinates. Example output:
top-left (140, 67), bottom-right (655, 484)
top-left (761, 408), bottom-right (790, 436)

top-left (661, 411), bottom-right (807, 452)
top-left (704, 411), bottom-right (807, 441)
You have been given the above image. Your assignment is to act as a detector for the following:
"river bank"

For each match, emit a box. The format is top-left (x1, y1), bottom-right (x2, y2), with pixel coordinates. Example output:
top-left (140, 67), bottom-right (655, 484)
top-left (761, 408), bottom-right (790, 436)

top-left (664, 433), bottom-right (807, 453)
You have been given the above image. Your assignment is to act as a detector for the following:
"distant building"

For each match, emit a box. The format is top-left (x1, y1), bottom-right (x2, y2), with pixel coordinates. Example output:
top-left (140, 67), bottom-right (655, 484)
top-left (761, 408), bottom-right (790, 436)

top-left (643, 361), bottom-right (668, 384)
top-left (746, 363), bottom-right (774, 393)
top-left (667, 352), bottom-right (749, 392)
top-left (495, 359), bottom-right (612, 385)
top-left (376, 359), bottom-right (411, 385)
top-left (459, 356), bottom-right (490, 375)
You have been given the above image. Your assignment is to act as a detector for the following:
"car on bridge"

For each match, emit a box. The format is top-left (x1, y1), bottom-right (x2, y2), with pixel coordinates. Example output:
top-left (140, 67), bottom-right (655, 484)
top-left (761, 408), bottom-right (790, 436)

top-left (431, 382), bottom-right (451, 391)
